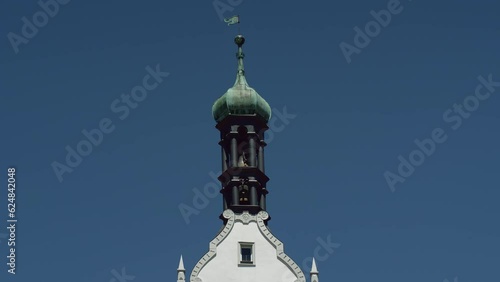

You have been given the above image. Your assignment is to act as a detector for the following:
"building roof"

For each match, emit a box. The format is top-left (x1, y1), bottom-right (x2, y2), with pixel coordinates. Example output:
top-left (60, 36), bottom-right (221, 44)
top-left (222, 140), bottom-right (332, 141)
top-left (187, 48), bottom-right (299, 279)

top-left (212, 35), bottom-right (272, 122)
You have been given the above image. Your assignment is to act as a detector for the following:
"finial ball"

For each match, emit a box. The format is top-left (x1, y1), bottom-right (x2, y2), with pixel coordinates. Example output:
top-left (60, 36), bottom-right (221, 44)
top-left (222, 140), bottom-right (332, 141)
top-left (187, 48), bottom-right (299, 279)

top-left (234, 35), bottom-right (245, 46)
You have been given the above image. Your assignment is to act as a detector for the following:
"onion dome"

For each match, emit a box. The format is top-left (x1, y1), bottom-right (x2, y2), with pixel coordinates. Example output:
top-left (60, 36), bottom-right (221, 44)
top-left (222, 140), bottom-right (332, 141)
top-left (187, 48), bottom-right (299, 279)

top-left (212, 35), bottom-right (272, 122)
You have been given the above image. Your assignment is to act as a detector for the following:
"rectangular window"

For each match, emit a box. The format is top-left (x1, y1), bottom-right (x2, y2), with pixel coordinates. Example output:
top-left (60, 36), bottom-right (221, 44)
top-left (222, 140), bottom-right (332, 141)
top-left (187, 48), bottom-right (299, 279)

top-left (241, 246), bottom-right (252, 262)
top-left (239, 242), bottom-right (254, 265)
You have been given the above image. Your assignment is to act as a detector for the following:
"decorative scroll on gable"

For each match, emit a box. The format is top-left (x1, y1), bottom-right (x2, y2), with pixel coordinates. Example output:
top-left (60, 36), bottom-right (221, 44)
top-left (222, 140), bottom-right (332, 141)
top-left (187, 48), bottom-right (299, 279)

top-left (190, 209), bottom-right (236, 282)
top-left (256, 211), bottom-right (306, 282)
top-left (189, 210), bottom-right (305, 282)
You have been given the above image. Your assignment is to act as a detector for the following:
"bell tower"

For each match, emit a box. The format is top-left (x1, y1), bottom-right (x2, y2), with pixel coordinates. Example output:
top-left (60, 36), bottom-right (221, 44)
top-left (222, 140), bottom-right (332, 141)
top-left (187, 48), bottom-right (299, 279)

top-left (179, 34), bottom-right (318, 282)
top-left (213, 35), bottom-right (271, 219)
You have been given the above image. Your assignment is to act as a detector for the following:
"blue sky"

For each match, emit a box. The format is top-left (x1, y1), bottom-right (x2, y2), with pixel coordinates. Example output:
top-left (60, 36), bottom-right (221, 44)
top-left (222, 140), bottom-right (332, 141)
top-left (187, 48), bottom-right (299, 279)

top-left (0, 0), bottom-right (499, 281)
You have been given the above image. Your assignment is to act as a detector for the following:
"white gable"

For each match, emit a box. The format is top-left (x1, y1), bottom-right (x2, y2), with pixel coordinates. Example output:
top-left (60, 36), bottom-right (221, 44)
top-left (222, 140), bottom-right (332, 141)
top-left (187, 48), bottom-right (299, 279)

top-left (190, 210), bottom-right (305, 282)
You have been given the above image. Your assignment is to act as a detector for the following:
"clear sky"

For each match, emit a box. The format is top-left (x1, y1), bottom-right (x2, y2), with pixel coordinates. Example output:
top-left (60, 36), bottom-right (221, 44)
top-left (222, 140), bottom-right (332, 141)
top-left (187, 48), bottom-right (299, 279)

top-left (0, 0), bottom-right (499, 281)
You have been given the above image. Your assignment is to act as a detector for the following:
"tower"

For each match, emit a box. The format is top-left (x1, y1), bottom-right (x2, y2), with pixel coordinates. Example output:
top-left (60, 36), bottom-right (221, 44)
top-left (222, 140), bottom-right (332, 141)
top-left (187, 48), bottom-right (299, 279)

top-left (180, 34), bottom-right (318, 282)
top-left (212, 34), bottom-right (271, 219)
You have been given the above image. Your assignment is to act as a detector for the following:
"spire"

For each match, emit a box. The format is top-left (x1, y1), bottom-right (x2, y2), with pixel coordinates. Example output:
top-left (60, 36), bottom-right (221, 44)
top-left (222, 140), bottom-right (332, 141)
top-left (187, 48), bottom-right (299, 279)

top-left (310, 257), bottom-right (318, 274)
top-left (234, 34), bottom-right (248, 87)
top-left (177, 255), bottom-right (185, 271)
top-left (177, 255), bottom-right (185, 282)
top-left (212, 34), bottom-right (272, 122)
top-left (310, 258), bottom-right (319, 282)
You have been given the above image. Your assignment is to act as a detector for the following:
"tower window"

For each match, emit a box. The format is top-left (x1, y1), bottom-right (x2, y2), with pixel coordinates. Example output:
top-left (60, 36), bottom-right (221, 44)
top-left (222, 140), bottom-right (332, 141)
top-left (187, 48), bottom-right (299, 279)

top-left (239, 242), bottom-right (254, 265)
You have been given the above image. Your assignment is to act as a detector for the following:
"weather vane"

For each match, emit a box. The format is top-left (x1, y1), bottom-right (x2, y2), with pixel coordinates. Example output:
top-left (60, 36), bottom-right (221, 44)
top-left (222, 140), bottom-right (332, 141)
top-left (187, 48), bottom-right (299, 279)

top-left (224, 15), bottom-right (240, 34)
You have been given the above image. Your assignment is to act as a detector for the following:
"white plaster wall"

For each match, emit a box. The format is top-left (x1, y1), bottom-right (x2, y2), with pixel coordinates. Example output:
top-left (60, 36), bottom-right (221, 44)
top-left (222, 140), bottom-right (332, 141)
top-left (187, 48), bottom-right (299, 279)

top-left (197, 221), bottom-right (298, 282)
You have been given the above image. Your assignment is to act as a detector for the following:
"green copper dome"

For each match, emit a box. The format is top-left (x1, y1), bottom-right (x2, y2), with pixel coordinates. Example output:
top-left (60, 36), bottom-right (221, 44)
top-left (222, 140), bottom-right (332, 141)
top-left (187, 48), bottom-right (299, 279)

top-left (212, 35), bottom-right (271, 122)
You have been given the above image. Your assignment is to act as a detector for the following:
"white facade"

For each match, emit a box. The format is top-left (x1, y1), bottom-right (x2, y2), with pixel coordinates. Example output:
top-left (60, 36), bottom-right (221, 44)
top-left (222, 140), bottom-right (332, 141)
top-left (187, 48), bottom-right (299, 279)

top-left (189, 210), bottom-right (306, 282)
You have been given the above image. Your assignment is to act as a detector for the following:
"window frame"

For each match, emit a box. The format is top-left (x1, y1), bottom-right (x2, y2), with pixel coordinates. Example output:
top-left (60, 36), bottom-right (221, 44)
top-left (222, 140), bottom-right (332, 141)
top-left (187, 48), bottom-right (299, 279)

top-left (238, 242), bottom-right (255, 266)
